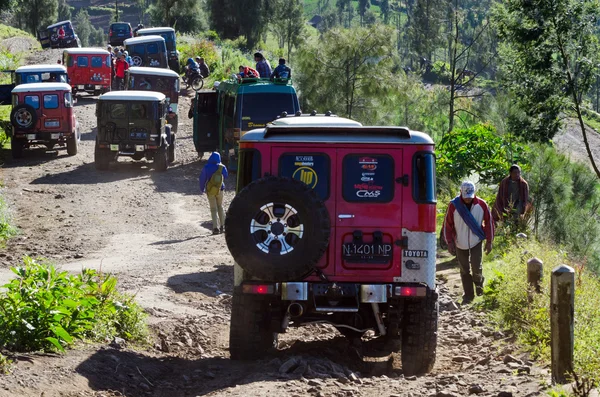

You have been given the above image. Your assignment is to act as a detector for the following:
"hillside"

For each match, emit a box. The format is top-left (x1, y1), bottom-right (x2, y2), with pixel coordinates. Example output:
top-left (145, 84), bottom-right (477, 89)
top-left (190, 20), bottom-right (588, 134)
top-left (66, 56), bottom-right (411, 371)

top-left (67, 0), bottom-right (146, 34)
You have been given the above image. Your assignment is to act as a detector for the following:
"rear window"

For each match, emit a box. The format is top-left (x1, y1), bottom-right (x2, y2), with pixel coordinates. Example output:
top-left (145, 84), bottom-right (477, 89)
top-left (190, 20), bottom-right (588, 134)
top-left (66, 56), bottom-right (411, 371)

top-left (342, 154), bottom-right (394, 203)
top-left (239, 93), bottom-right (297, 125)
top-left (111, 23), bottom-right (130, 31)
top-left (77, 57), bottom-right (88, 67)
top-left (25, 74), bottom-right (40, 83)
top-left (279, 153), bottom-right (330, 200)
top-left (413, 152), bottom-right (436, 204)
top-left (109, 103), bottom-right (126, 118)
top-left (91, 56), bottom-right (103, 68)
top-left (25, 95), bottom-right (40, 109)
top-left (131, 103), bottom-right (148, 118)
top-left (43, 94), bottom-right (59, 109)
top-left (147, 43), bottom-right (158, 54)
top-left (133, 44), bottom-right (145, 55)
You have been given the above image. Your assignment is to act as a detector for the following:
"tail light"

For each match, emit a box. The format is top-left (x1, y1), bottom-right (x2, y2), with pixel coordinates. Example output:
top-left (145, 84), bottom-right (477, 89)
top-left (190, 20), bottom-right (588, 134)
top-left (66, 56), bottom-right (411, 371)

top-left (242, 283), bottom-right (275, 295)
top-left (394, 286), bottom-right (427, 297)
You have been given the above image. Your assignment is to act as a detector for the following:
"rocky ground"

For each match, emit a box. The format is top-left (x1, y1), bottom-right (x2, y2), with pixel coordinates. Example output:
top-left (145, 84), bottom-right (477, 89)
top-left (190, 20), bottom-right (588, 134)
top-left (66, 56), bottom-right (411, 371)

top-left (0, 49), bottom-right (561, 396)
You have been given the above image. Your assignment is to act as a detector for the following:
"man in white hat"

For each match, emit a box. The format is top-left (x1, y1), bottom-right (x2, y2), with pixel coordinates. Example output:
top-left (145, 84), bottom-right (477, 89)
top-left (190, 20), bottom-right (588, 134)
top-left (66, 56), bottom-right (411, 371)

top-left (443, 181), bottom-right (495, 303)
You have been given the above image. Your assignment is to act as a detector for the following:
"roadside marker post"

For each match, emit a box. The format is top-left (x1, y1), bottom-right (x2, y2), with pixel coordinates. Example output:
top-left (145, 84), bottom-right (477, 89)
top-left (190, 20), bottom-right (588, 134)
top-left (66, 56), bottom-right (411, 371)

top-left (550, 264), bottom-right (574, 384)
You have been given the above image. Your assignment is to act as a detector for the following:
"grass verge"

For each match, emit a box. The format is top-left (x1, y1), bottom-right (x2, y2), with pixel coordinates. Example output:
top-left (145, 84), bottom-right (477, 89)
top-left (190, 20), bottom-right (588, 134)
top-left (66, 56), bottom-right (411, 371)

top-left (0, 257), bottom-right (148, 354)
top-left (476, 238), bottom-right (600, 385)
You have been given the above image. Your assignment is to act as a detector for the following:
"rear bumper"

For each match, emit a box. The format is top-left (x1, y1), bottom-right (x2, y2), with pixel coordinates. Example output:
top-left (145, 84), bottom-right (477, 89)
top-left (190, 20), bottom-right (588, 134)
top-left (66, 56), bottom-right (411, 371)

top-left (14, 131), bottom-right (73, 142)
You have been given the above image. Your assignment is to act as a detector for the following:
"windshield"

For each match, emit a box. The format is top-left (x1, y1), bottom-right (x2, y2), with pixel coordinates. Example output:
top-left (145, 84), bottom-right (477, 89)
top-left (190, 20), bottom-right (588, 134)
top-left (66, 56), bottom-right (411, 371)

top-left (238, 93), bottom-right (298, 131)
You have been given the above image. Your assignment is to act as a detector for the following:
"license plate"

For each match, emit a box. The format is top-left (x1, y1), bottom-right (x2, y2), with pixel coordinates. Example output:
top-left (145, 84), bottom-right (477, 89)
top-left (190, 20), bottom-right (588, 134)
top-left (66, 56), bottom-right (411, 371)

top-left (135, 145), bottom-right (144, 152)
top-left (95, 85), bottom-right (102, 89)
top-left (50, 133), bottom-right (60, 139)
top-left (110, 144), bottom-right (119, 151)
top-left (343, 243), bottom-right (392, 263)
top-left (77, 85), bottom-right (84, 89)
top-left (26, 134), bottom-right (36, 140)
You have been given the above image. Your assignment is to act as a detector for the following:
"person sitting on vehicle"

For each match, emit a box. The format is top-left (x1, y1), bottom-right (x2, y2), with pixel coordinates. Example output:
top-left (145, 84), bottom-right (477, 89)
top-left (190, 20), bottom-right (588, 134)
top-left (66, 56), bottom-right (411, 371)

top-left (271, 58), bottom-right (291, 80)
top-left (114, 53), bottom-right (129, 90)
top-left (254, 52), bottom-right (271, 78)
top-left (196, 56), bottom-right (210, 78)
top-left (238, 65), bottom-right (260, 79)
top-left (133, 23), bottom-right (144, 37)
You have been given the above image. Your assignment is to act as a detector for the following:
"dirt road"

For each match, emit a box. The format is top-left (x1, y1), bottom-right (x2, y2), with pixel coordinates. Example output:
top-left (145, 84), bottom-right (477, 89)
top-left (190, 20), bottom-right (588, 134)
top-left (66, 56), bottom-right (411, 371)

top-left (0, 50), bottom-right (551, 397)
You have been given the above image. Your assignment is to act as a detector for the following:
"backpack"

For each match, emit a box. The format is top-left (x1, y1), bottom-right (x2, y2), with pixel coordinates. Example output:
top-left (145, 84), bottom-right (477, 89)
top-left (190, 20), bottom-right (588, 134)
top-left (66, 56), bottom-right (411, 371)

top-left (278, 66), bottom-right (290, 79)
top-left (206, 165), bottom-right (224, 196)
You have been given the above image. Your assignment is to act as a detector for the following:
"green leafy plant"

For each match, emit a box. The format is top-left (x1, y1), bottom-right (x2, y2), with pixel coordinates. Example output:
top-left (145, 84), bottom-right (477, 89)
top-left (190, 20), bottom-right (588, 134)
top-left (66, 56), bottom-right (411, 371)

top-left (0, 258), bottom-right (147, 352)
top-left (437, 122), bottom-right (530, 184)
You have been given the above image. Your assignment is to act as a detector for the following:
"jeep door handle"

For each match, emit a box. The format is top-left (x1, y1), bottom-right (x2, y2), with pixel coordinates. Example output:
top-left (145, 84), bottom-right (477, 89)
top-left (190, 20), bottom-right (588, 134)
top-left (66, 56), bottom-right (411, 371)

top-left (338, 214), bottom-right (354, 219)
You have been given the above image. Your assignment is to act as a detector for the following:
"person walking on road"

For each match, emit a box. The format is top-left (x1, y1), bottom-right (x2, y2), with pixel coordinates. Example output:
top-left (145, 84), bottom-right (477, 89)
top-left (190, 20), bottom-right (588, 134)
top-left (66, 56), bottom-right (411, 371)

top-left (199, 152), bottom-right (228, 235)
top-left (114, 53), bottom-right (129, 90)
top-left (492, 164), bottom-right (530, 223)
top-left (443, 181), bottom-right (495, 304)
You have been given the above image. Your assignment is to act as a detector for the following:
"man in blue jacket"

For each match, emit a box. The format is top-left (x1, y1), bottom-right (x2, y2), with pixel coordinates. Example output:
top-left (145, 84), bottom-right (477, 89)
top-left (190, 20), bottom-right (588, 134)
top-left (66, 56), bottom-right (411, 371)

top-left (199, 152), bottom-right (229, 234)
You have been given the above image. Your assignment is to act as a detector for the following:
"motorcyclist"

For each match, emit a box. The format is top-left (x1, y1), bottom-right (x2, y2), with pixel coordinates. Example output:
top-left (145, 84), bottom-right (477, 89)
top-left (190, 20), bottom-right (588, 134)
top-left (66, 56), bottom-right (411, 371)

top-left (185, 58), bottom-right (200, 81)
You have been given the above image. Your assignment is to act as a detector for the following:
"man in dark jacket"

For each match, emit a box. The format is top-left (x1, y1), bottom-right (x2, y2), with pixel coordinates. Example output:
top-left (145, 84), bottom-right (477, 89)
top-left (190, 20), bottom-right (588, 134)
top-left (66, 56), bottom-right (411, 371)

top-left (199, 152), bottom-right (229, 234)
top-left (271, 58), bottom-right (291, 80)
top-left (492, 164), bottom-right (530, 223)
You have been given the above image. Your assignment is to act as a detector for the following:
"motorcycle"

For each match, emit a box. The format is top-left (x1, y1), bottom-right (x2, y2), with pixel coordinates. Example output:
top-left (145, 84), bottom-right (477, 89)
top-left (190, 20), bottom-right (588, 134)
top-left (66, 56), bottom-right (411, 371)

top-left (182, 66), bottom-right (204, 91)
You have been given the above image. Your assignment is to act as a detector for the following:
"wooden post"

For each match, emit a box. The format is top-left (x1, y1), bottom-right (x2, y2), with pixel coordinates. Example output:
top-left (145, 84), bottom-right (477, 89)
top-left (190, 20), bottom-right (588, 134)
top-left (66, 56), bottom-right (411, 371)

top-left (551, 264), bottom-right (574, 384)
top-left (527, 258), bottom-right (543, 293)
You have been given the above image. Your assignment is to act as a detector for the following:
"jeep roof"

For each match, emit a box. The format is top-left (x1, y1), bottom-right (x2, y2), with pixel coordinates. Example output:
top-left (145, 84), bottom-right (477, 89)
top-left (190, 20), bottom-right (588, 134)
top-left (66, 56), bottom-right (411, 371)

top-left (241, 115), bottom-right (434, 144)
top-left (48, 20), bottom-right (72, 29)
top-left (12, 82), bottom-right (72, 93)
top-left (124, 36), bottom-right (165, 45)
top-left (98, 91), bottom-right (165, 102)
top-left (63, 48), bottom-right (110, 55)
top-left (136, 27), bottom-right (175, 34)
top-left (127, 67), bottom-right (179, 78)
top-left (15, 64), bottom-right (67, 73)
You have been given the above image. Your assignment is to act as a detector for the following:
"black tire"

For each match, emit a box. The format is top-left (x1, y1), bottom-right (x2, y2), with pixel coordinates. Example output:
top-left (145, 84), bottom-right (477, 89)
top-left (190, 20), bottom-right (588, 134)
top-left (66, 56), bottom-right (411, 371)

top-left (192, 76), bottom-right (204, 91)
top-left (401, 289), bottom-right (439, 376)
top-left (168, 134), bottom-right (175, 163)
top-left (10, 104), bottom-right (38, 130)
top-left (225, 176), bottom-right (331, 282)
top-left (11, 138), bottom-right (23, 159)
top-left (66, 131), bottom-right (78, 156)
top-left (94, 145), bottom-right (111, 170)
top-left (154, 145), bottom-right (168, 172)
top-left (229, 290), bottom-right (276, 360)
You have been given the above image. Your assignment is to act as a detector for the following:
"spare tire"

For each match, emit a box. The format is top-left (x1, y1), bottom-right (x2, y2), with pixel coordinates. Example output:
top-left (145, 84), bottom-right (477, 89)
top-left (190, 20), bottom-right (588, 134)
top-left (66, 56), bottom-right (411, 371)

top-left (225, 176), bottom-right (331, 282)
top-left (10, 104), bottom-right (37, 130)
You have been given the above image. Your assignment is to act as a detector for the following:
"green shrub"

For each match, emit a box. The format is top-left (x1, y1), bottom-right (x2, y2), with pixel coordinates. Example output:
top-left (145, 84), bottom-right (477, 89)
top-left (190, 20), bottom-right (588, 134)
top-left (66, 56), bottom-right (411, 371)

top-left (0, 258), bottom-right (148, 352)
top-left (437, 122), bottom-right (530, 184)
top-left (0, 194), bottom-right (15, 243)
top-left (480, 240), bottom-right (600, 381)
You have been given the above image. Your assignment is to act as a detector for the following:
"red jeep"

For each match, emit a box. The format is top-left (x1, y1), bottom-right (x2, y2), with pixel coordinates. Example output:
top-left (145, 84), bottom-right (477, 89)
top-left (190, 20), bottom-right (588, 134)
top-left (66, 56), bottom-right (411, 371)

top-left (225, 114), bottom-right (438, 376)
top-left (63, 48), bottom-right (112, 96)
top-left (10, 82), bottom-right (80, 158)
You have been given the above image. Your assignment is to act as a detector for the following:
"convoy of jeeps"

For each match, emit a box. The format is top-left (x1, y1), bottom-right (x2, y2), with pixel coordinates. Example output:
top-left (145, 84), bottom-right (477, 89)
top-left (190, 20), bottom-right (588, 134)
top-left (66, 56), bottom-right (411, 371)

top-left (8, 19), bottom-right (439, 376)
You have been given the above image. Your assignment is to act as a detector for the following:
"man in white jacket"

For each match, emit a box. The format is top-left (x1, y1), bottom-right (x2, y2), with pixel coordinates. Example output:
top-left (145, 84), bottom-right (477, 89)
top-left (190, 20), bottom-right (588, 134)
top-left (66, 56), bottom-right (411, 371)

top-left (444, 181), bottom-right (495, 303)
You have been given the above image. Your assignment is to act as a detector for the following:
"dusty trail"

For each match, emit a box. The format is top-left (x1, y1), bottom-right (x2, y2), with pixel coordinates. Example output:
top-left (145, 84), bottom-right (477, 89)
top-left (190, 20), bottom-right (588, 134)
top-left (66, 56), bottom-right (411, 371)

top-left (0, 49), bottom-right (551, 396)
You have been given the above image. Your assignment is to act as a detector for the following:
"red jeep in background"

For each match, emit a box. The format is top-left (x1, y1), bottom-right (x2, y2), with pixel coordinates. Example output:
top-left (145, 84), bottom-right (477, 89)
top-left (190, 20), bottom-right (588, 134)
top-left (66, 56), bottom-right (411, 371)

top-left (10, 82), bottom-right (80, 158)
top-left (224, 114), bottom-right (438, 376)
top-left (63, 48), bottom-right (112, 96)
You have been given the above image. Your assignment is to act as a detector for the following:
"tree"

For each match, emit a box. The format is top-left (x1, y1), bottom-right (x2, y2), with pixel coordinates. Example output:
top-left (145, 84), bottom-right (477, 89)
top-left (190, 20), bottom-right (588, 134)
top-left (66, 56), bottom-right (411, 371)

top-left (74, 8), bottom-right (92, 47)
top-left (380, 0), bottom-right (390, 24)
top-left (14, 0), bottom-right (58, 36)
top-left (445, 0), bottom-right (495, 134)
top-left (495, 0), bottom-right (600, 178)
top-left (271, 0), bottom-right (305, 60)
top-left (207, 0), bottom-right (272, 48)
top-left (149, 0), bottom-right (195, 27)
top-left (296, 25), bottom-right (396, 121)
top-left (407, 0), bottom-right (445, 61)
top-left (358, 0), bottom-right (370, 26)
top-left (57, 0), bottom-right (70, 21)
top-left (335, 0), bottom-right (354, 28)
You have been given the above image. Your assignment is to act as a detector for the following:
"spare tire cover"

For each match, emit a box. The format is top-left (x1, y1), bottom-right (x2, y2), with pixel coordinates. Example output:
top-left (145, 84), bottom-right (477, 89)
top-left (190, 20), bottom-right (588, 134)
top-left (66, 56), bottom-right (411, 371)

top-left (225, 176), bottom-right (331, 282)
